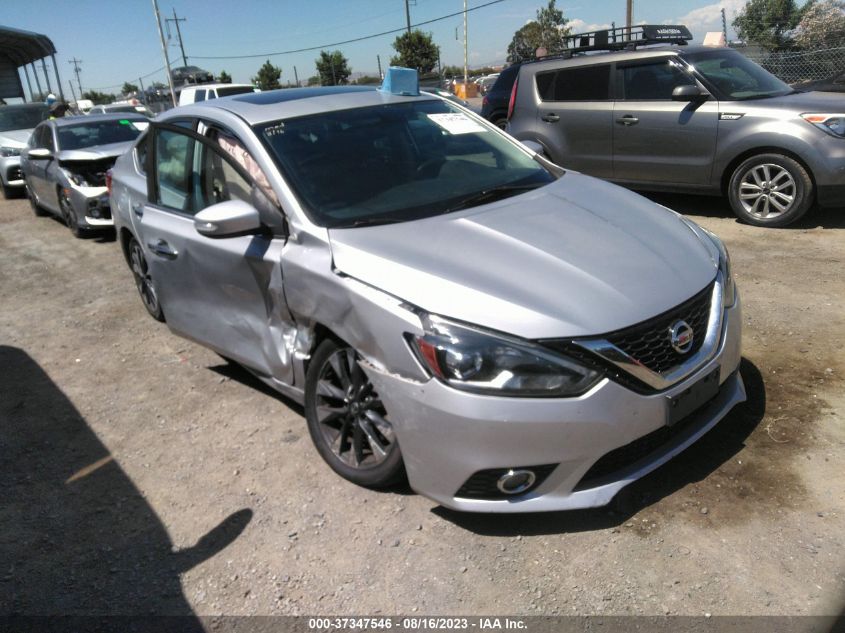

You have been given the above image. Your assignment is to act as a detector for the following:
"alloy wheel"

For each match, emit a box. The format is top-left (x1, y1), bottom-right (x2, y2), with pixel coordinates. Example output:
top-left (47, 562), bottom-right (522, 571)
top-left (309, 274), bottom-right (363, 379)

top-left (129, 240), bottom-right (160, 317)
top-left (313, 348), bottom-right (395, 468)
top-left (59, 192), bottom-right (81, 235)
top-left (738, 163), bottom-right (797, 219)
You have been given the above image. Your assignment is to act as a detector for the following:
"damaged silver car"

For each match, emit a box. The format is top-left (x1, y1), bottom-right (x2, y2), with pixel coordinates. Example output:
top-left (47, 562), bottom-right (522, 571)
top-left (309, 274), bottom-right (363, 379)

top-left (21, 114), bottom-right (148, 236)
top-left (109, 69), bottom-right (745, 512)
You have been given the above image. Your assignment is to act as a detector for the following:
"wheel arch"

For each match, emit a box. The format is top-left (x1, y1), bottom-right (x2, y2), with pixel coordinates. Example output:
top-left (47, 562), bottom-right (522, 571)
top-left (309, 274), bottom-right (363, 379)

top-left (720, 147), bottom-right (817, 199)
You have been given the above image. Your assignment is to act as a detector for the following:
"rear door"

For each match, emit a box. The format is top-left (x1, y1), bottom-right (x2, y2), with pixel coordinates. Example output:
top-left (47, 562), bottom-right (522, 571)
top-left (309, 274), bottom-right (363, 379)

top-left (138, 121), bottom-right (294, 383)
top-left (534, 63), bottom-right (614, 177)
top-left (612, 57), bottom-right (719, 185)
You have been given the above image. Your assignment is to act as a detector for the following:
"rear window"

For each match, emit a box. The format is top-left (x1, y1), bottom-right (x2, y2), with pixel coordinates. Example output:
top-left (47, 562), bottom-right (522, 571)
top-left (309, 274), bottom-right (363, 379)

top-left (536, 65), bottom-right (611, 101)
top-left (216, 86), bottom-right (256, 98)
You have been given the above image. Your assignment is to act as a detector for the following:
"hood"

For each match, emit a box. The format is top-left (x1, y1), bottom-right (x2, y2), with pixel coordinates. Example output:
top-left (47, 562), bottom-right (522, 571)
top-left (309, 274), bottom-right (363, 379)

top-left (58, 141), bottom-right (135, 162)
top-left (328, 172), bottom-right (718, 340)
top-left (0, 129), bottom-right (34, 148)
top-left (746, 90), bottom-right (845, 111)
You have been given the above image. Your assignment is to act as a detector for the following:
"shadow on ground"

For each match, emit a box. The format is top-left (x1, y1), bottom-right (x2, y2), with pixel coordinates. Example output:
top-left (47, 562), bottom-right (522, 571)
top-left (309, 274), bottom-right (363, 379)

top-left (644, 192), bottom-right (845, 230)
top-left (434, 358), bottom-right (766, 535)
top-left (0, 345), bottom-right (251, 619)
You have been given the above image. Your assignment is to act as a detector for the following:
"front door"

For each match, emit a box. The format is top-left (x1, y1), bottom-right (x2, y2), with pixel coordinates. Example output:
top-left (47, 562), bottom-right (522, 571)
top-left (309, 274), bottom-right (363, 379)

top-left (139, 123), bottom-right (295, 384)
top-left (612, 59), bottom-right (719, 186)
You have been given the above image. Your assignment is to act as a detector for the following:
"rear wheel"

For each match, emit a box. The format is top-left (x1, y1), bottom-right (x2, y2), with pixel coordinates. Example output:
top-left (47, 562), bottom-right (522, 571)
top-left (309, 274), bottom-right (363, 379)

top-left (727, 153), bottom-right (814, 227)
top-left (305, 339), bottom-right (404, 488)
top-left (128, 236), bottom-right (165, 321)
top-left (492, 116), bottom-right (508, 130)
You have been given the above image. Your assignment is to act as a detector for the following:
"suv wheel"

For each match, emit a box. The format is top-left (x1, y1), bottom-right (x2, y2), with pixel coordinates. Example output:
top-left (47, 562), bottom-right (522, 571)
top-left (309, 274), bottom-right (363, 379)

top-left (305, 339), bottom-right (404, 488)
top-left (492, 116), bottom-right (508, 130)
top-left (728, 153), bottom-right (813, 227)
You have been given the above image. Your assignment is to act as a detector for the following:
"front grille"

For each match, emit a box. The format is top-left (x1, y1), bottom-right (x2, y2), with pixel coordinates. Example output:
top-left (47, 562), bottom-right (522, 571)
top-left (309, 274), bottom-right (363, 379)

top-left (605, 283), bottom-right (713, 373)
top-left (455, 464), bottom-right (558, 500)
top-left (7, 166), bottom-right (22, 182)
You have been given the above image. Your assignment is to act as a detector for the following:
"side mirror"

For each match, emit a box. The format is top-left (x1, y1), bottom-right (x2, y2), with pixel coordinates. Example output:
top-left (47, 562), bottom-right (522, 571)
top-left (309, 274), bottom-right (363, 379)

top-left (520, 139), bottom-right (545, 155)
top-left (194, 199), bottom-right (262, 238)
top-left (27, 148), bottom-right (53, 160)
top-left (672, 84), bottom-right (710, 101)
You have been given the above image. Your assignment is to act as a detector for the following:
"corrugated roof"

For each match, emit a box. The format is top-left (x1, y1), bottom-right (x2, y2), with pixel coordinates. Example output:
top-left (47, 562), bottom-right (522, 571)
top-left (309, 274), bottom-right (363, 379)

top-left (0, 25), bottom-right (57, 66)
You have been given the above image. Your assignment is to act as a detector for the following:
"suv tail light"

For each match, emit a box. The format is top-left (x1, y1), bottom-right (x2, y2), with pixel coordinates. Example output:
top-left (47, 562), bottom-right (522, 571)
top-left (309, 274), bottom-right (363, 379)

top-left (482, 95), bottom-right (489, 107)
top-left (507, 75), bottom-right (519, 121)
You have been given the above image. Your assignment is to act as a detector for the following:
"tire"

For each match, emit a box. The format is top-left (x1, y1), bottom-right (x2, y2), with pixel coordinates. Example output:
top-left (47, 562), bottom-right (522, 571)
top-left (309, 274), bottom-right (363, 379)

top-left (26, 182), bottom-right (48, 217)
top-left (305, 338), bottom-right (405, 489)
top-left (2, 181), bottom-right (16, 199)
top-left (128, 236), bottom-right (165, 322)
top-left (492, 116), bottom-right (508, 130)
top-left (727, 153), bottom-right (814, 227)
top-left (58, 190), bottom-right (85, 238)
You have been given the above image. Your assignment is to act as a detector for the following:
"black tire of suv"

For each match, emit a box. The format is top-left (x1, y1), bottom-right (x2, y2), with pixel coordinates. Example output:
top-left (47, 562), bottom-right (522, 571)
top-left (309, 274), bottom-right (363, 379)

top-left (491, 116), bottom-right (508, 130)
top-left (305, 338), bottom-right (405, 489)
top-left (728, 153), bottom-right (814, 228)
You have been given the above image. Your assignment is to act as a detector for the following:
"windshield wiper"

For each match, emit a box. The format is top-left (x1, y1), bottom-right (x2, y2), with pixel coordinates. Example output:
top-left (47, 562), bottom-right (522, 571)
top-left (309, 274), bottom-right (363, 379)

top-left (444, 182), bottom-right (546, 213)
top-left (339, 216), bottom-right (410, 228)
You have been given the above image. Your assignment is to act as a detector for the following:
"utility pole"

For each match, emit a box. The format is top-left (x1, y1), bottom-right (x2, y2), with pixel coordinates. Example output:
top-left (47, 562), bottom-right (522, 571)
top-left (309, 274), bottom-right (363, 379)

top-left (463, 0), bottom-right (468, 86)
top-left (152, 0), bottom-right (178, 107)
top-left (405, 0), bottom-right (411, 35)
top-left (68, 58), bottom-right (83, 100)
top-left (625, 0), bottom-right (633, 37)
top-left (293, 65), bottom-right (299, 86)
top-left (377, 55), bottom-right (382, 79)
top-left (166, 9), bottom-right (189, 67)
top-left (721, 7), bottom-right (728, 42)
top-left (68, 80), bottom-right (77, 104)
top-left (139, 77), bottom-right (146, 103)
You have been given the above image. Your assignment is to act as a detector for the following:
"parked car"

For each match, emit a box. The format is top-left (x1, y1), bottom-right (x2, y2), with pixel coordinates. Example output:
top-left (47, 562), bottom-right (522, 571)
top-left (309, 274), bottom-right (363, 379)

top-left (480, 64), bottom-right (520, 128)
top-left (21, 114), bottom-right (148, 236)
top-left (476, 73), bottom-right (500, 95)
top-left (88, 103), bottom-right (155, 118)
top-left (109, 72), bottom-right (743, 513)
top-left (170, 65), bottom-right (214, 85)
top-left (506, 24), bottom-right (845, 227)
top-left (793, 70), bottom-right (845, 94)
top-left (0, 103), bottom-right (50, 198)
top-left (178, 83), bottom-right (257, 106)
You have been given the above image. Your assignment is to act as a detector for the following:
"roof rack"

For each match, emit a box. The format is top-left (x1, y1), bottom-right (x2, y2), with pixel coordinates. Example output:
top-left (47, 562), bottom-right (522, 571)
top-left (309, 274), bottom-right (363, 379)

top-left (527, 24), bottom-right (693, 63)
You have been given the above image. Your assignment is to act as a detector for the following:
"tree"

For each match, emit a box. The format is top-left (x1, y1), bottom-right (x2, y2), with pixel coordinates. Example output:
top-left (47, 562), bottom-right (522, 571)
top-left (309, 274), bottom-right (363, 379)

top-left (506, 0), bottom-right (571, 62)
top-left (733, 0), bottom-right (804, 50)
top-left (252, 60), bottom-right (282, 90)
top-left (795, 0), bottom-right (845, 49)
top-left (121, 82), bottom-right (139, 95)
top-left (315, 50), bottom-right (351, 85)
top-left (390, 30), bottom-right (440, 73)
top-left (307, 75), bottom-right (321, 86)
top-left (218, 70), bottom-right (232, 84)
top-left (81, 90), bottom-right (115, 105)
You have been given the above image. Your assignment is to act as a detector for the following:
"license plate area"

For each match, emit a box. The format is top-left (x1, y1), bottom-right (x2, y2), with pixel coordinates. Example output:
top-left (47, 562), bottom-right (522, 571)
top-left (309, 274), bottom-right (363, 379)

top-left (666, 367), bottom-right (720, 426)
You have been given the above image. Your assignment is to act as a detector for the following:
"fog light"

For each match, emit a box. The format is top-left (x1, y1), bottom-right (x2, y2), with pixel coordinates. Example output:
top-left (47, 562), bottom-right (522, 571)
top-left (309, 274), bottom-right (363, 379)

top-left (496, 469), bottom-right (536, 495)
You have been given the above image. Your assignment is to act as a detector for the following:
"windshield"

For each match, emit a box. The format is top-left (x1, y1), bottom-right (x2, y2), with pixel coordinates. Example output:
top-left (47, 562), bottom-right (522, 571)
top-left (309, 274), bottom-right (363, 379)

top-left (684, 49), bottom-right (793, 100)
top-left (256, 100), bottom-right (553, 228)
top-left (57, 120), bottom-right (145, 151)
top-left (0, 104), bottom-right (49, 132)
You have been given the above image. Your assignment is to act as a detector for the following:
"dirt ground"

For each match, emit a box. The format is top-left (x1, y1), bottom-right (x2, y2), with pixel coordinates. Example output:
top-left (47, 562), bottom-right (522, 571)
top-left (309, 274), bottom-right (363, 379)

top-left (1, 189), bottom-right (843, 619)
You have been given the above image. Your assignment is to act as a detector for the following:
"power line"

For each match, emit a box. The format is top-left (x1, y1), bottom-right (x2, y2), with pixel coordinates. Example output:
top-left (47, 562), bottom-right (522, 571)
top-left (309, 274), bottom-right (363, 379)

top-left (191, 0), bottom-right (508, 60)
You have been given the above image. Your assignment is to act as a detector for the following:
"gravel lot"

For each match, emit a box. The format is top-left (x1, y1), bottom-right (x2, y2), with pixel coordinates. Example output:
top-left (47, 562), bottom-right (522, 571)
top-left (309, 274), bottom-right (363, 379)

top-left (1, 189), bottom-right (843, 619)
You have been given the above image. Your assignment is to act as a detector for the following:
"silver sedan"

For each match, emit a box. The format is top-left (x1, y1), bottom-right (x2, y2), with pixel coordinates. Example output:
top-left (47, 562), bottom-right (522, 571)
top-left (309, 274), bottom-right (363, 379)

top-left (109, 74), bottom-right (744, 512)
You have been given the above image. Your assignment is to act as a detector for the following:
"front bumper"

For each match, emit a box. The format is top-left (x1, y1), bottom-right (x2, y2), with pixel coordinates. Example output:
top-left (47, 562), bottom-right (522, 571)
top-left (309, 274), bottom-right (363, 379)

top-left (1, 156), bottom-right (24, 187)
top-left (66, 185), bottom-right (114, 227)
top-left (364, 296), bottom-right (744, 513)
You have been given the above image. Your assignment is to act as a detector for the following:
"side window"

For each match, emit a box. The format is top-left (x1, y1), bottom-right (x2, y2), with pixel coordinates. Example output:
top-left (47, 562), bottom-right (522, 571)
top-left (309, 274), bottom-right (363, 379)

top-left (620, 61), bottom-right (695, 100)
top-left (536, 65), bottom-right (611, 101)
top-left (194, 142), bottom-right (254, 210)
top-left (206, 127), bottom-right (280, 207)
top-left (41, 127), bottom-right (55, 152)
top-left (194, 89), bottom-right (206, 102)
top-left (29, 126), bottom-right (43, 148)
top-left (135, 133), bottom-right (148, 175)
top-left (154, 129), bottom-right (194, 212)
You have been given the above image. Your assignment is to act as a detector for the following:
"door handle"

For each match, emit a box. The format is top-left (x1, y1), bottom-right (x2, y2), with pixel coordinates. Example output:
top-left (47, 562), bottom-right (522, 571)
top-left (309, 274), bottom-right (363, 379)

top-left (132, 203), bottom-right (143, 218)
top-left (541, 113), bottom-right (560, 123)
top-left (147, 239), bottom-right (178, 260)
top-left (616, 115), bottom-right (639, 126)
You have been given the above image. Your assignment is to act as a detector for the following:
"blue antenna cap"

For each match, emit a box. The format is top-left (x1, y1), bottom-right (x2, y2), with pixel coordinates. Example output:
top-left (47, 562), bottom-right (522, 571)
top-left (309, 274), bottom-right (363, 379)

top-left (379, 67), bottom-right (419, 96)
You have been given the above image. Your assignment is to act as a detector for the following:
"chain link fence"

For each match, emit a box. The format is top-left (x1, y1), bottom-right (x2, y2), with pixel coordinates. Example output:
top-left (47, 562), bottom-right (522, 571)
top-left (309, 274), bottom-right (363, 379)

top-left (734, 46), bottom-right (845, 84)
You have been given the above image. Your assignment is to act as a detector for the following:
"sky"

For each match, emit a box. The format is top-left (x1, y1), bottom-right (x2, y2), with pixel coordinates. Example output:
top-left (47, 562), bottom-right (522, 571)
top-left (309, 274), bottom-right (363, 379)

top-left (3, 0), bottom-right (780, 98)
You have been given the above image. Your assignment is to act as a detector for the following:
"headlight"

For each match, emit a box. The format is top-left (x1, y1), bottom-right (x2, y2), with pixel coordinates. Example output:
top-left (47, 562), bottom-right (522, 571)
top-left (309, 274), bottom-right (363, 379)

top-left (702, 229), bottom-right (736, 309)
top-left (0, 146), bottom-right (21, 158)
top-left (408, 315), bottom-right (602, 397)
top-left (801, 113), bottom-right (845, 138)
top-left (61, 169), bottom-right (90, 187)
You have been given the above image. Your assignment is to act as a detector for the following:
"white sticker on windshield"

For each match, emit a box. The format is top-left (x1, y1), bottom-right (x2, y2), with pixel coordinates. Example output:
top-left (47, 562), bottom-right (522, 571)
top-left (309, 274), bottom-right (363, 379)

top-left (427, 113), bottom-right (487, 135)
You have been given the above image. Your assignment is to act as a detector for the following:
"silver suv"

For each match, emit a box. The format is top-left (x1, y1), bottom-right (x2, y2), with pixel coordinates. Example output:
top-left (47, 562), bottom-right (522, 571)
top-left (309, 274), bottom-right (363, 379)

top-left (110, 70), bottom-right (743, 512)
top-left (507, 25), bottom-right (845, 227)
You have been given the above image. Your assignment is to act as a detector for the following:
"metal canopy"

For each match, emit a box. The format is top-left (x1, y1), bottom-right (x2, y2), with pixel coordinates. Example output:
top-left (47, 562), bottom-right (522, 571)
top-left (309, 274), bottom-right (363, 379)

top-left (0, 25), bottom-right (56, 66)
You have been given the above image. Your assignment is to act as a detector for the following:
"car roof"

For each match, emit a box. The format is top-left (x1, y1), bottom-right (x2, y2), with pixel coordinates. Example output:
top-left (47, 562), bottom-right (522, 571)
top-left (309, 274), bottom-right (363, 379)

top-left (181, 83), bottom-right (254, 91)
top-left (168, 85), bottom-right (442, 125)
top-left (52, 113), bottom-right (149, 127)
top-left (520, 44), bottom-right (720, 72)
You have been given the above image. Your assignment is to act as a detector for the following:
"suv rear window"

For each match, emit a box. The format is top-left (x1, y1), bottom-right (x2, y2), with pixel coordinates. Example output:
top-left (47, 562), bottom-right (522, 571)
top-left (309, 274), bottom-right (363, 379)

top-left (536, 65), bottom-right (611, 101)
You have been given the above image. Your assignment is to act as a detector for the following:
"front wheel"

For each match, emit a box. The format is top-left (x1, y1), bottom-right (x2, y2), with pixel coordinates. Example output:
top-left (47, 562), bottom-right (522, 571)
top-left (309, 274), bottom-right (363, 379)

top-left (128, 236), bottom-right (165, 321)
top-left (727, 153), bottom-right (814, 227)
top-left (59, 190), bottom-right (85, 238)
top-left (305, 339), bottom-right (404, 488)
